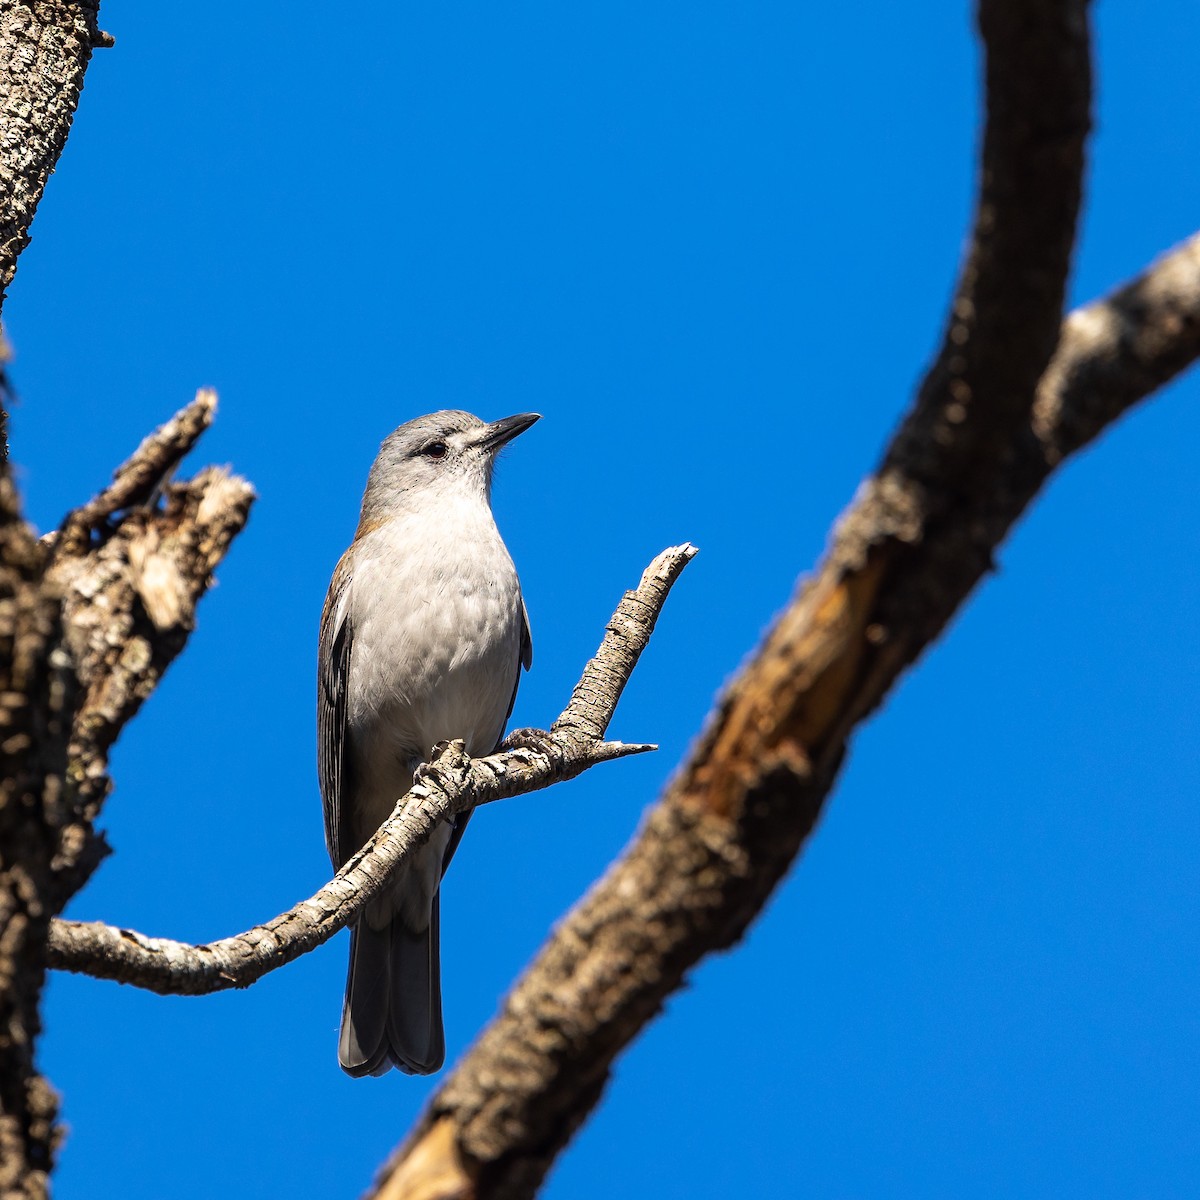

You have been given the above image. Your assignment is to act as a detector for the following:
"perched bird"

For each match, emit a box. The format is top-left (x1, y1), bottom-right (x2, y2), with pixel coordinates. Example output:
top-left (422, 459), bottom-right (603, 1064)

top-left (317, 410), bottom-right (537, 1076)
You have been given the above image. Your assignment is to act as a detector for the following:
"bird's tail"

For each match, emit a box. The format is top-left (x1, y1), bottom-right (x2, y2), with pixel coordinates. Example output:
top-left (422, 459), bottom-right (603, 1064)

top-left (338, 898), bottom-right (445, 1077)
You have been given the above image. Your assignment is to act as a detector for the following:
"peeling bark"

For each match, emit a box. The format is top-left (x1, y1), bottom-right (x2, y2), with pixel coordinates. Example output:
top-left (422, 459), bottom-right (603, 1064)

top-left (370, 4), bottom-right (1113, 1196)
top-left (370, 229), bottom-right (1200, 1200)
top-left (0, 475), bottom-right (69, 1200)
top-left (0, 394), bottom-right (252, 1194)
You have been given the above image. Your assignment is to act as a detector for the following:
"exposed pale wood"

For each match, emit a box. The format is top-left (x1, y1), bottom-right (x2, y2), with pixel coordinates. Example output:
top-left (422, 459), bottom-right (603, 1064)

top-left (0, 394), bottom-right (251, 1195)
top-left (370, 4), bottom-right (1111, 1197)
top-left (373, 226), bottom-right (1200, 1200)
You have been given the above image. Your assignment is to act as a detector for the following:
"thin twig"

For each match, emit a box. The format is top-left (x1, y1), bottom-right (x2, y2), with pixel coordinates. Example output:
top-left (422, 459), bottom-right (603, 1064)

top-left (54, 389), bottom-right (218, 556)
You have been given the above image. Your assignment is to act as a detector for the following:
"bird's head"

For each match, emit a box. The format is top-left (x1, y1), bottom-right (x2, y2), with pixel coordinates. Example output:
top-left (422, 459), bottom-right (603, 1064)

top-left (358, 410), bottom-right (540, 527)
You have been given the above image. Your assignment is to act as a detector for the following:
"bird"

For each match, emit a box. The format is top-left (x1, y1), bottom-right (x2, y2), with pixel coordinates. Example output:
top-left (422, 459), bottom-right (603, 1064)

top-left (317, 410), bottom-right (538, 1076)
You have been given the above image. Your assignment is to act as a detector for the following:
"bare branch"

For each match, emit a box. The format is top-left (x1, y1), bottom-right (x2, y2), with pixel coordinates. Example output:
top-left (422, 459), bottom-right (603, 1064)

top-left (0, 324), bottom-right (14, 465)
top-left (43, 398), bottom-right (254, 903)
top-left (46, 739), bottom-right (652, 995)
top-left (0, 394), bottom-right (249, 1196)
top-left (372, 5), bottom-right (1110, 1196)
top-left (885, 0), bottom-right (1091, 496)
top-left (45, 546), bottom-right (696, 994)
top-left (0, 1), bottom-right (113, 310)
top-left (0, 472), bottom-right (69, 1200)
top-left (53, 388), bottom-right (218, 554)
top-left (375, 227), bottom-right (1200, 1200)
top-left (1033, 232), bottom-right (1200, 461)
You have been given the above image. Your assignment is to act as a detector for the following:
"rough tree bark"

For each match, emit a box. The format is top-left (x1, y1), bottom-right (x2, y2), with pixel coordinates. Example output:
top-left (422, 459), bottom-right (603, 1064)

top-left (372, 230), bottom-right (1200, 1200)
top-left (43, 545), bottom-right (697, 994)
top-left (0, 469), bottom-right (70, 1199)
top-left (0, 0), bottom-right (1198, 1198)
top-left (0, 1), bottom-right (112, 307)
top-left (0, 392), bottom-right (253, 1198)
top-left (365, 3), bottom-right (1193, 1197)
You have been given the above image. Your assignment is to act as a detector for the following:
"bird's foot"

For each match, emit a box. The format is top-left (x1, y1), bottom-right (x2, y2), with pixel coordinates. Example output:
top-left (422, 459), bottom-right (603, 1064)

top-left (499, 727), bottom-right (564, 769)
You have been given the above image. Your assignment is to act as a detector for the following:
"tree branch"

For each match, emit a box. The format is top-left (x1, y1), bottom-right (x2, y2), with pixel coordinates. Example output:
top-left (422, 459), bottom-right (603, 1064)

top-left (52, 387), bottom-right (218, 553)
top-left (0, 324), bottom-right (14, 465)
top-left (44, 545), bottom-right (697, 994)
top-left (372, 4), bottom-right (1113, 1197)
top-left (1033, 232), bottom-right (1200, 460)
top-left (0, 472), bottom-right (70, 1200)
top-left (0, 393), bottom-right (250, 1196)
top-left (372, 234), bottom-right (1200, 1200)
top-left (44, 393), bottom-right (255, 902)
top-left (886, 0), bottom-right (1090, 486)
top-left (381, 254), bottom-right (1200, 1181)
top-left (0, 0), bottom-right (113, 310)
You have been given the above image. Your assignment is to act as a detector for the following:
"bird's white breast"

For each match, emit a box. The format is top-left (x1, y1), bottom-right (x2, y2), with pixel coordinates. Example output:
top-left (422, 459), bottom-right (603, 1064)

top-left (344, 491), bottom-right (524, 843)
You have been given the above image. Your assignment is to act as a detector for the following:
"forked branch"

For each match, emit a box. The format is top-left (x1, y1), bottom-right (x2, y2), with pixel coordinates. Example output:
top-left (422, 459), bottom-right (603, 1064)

top-left (0, 389), bottom-right (252, 1197)
top-left (367, 7), bottom-right (1194, 1200)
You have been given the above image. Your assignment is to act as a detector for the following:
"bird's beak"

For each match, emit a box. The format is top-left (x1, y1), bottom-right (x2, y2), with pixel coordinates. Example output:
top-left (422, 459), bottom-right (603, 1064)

top-left (473, 412), bottom-right (542, 453)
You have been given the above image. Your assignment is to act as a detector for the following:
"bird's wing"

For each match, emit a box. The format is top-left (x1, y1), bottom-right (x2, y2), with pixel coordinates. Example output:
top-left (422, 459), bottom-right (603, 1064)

top-left (504, 596), bottom-right (533, 726)
top-left (444, 595), bottom-right (533, 877)
top-left (318, 553), bottom-right (354, 870)
top-left (519, 596), bottom-right (533, 671)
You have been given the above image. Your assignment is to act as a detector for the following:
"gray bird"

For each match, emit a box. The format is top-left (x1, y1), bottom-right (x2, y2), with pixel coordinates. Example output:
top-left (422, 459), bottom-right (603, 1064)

top-left (317, 410), bottom-right (538, 1076)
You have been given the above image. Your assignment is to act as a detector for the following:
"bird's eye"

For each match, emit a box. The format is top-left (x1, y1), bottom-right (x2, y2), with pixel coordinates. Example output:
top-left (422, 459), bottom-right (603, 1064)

top-left (422, 440), bottom-right (449, 460)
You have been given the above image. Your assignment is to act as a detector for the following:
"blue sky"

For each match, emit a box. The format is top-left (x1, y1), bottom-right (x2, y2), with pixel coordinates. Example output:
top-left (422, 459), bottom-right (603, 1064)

top-left (6, 1), bottom-right (1200, 1196)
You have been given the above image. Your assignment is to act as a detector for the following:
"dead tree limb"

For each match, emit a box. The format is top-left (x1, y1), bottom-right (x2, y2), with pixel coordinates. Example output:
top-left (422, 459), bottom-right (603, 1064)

top-left (43, 545), bottom-right (697, 994)
top-left (0, 0), bottom-right (112, 309)
top-left (374, 201), bottom-right (1200, 1200)
top-left (369, 4), bottom-right (1132, 1198)
top-left (0, 392), bottom-right (252, 1197)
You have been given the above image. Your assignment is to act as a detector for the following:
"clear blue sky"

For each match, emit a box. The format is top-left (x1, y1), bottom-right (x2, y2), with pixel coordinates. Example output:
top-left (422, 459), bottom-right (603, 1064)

top-left (6, 2), bottom-right (1200, 1196)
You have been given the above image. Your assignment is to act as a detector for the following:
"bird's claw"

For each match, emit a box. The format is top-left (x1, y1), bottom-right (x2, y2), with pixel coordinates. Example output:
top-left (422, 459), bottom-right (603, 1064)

top-left (499, 727), bottom-right (564, 768)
